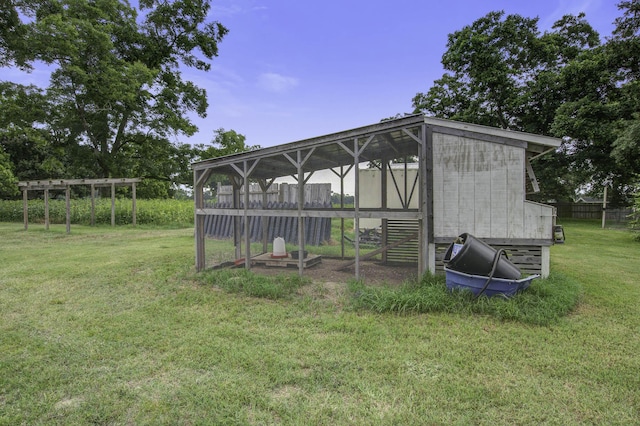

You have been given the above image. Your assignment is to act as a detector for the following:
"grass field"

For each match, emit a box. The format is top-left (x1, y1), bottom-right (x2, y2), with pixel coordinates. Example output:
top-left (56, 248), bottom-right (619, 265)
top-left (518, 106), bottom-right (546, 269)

top-left (0, 220), bottom-right (639, 424)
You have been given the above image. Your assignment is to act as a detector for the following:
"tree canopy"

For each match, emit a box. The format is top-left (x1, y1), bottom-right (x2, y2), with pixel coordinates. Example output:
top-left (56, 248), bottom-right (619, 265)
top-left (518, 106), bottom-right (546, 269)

top-left (413, 3), bottom-right (639, 205)
top-left (192, 128), bottom-right (260, 192)
top-left (0, 0), bottom-right (229, 198)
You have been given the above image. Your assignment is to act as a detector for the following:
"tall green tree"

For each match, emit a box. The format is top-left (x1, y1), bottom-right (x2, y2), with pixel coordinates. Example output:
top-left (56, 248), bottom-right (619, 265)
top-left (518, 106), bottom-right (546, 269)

top-left (192, 128), bottom-right (259, 193)
top-left (411, 11), bottom-right (599, 134)
top-left (0, 82), bottom-right (66, 184)
top-left (411, 8), bottom-right (640, 204)
top-left (0, 0), bottom-right (32, 68)
top-left (609, 1), bottom-right (640, 184)
top-left (0, 145), bottom-right (18, 198)
top-left (1, 0), bottom-right (228, 192)
top-left (551, 2), bottom-right (640, 204)
top-left (196, 128), bottom-right (259, 160)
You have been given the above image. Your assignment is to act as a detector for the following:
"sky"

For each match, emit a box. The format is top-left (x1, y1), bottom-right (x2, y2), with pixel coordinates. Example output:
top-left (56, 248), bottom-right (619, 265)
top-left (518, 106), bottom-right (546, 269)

top-left (182, 0), bottom-right (622, 149)
top-left (4, 0), bottom-right (623, 151)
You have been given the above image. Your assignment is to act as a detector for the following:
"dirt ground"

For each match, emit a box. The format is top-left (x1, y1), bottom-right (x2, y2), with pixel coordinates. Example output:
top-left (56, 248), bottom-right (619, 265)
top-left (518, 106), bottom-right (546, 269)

top-left (250, 256), bottom-right (420, 286)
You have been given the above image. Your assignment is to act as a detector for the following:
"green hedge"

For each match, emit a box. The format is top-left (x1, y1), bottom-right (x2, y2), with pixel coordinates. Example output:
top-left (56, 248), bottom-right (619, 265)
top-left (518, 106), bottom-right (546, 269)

top-left (0, 198), bottom-right (194, 226)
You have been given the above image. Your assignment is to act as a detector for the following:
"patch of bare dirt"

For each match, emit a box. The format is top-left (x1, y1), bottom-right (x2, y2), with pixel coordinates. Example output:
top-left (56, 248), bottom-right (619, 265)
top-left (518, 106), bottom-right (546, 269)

top-left (250, 257), bottom-right (419, 286)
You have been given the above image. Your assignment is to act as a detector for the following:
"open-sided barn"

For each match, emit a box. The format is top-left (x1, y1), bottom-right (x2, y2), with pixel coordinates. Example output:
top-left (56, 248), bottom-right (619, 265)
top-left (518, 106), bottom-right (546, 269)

top-left (192, 114), bottom-right (560, 279)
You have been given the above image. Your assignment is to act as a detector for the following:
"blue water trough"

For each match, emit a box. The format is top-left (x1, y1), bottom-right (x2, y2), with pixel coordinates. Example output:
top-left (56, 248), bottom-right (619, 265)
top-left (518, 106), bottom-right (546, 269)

top-left (445, 267), bottom-right (539, 298)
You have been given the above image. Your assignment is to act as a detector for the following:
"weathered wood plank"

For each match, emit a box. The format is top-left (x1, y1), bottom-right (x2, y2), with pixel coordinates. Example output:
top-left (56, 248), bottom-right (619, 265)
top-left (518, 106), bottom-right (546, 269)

top-left (458, 139), bottom-right (476, 234)
top-left (18, 178), bottom-right (141, 188)
top-left (489, 143), bottom-right (508, 238)
top-left (196, 208), bottom-right (422, 219)
top-left (506, 145), bottom-right (524, 237)
top-left (473, 141), bottom-right (492, 236)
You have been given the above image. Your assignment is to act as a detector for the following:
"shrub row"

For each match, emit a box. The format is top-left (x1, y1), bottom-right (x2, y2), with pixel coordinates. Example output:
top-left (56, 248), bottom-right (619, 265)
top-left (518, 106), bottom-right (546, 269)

top-left (0, 198), bottom-right (194, 226)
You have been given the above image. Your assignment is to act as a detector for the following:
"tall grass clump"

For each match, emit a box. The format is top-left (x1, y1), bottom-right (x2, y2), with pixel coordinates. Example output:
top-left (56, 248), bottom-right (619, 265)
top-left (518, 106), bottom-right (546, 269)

top-left (200, 268), bottom-right (308, 299)
top-left (349, 272), bottom-right (581, 325)
top-left (0, 198), bottom-right (194, 226)
top-left (629, 195), bottom-right (640, 241)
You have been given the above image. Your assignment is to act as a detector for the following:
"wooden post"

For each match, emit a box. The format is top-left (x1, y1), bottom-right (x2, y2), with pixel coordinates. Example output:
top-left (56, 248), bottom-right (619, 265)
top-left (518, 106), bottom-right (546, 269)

top-left (232, 177), bottom-right (242, 260)
top-left (111, 182), bottom-right (116, 227)
top-left (65, 185), bottom-right (71, 234)
top-left (90, 183), bottom-right (96, 226)
top-left (132, 182), bottom-right (137, 227)
top-left (340, 166), bottom-right (345, 259)
top-left (44, 189), bottom-right (50, 230)
top-left (602, 184), bottom-right (608, 229)
top-left (22, 189), bottom-right (28, 231)
top-left (262, 183), bottom-right (269, 254)
top-left (297, 152), bottom-right (306, 276)
top-left (243, 162), bottom-right (251, 270)
top-left (194, 170), bottom-right (206, 271)
top-left (420, 124), bottom-right (434, 274)
top-left (381, 160), bottom-right (388, 263)
top-left (354, 138), bottom-right (360, 281)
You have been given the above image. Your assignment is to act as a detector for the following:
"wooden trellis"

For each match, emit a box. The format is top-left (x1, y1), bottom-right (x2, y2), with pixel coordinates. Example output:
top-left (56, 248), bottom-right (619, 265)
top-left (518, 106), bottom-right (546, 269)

top-left (17, 178), bottom-right (142, 233)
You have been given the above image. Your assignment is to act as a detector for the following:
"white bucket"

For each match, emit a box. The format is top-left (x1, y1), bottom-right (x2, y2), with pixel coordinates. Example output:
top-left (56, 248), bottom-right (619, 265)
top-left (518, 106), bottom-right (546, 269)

top-left (272, 237), bottom-right (287, 258)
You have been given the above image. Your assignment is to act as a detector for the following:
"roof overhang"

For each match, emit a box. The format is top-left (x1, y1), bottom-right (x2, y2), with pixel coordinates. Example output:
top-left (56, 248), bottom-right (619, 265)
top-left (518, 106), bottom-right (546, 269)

top-left (422, 116), bottom-right (561, 156)
top-left (191, 115), bottom-right (561, 180)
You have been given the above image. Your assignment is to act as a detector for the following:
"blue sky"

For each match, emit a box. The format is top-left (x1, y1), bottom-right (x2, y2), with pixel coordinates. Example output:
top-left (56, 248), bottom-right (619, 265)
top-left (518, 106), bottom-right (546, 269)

top-left (184, 0), bottom-right (622, 148)
top-left (5, 0), bottom-right (623, 150)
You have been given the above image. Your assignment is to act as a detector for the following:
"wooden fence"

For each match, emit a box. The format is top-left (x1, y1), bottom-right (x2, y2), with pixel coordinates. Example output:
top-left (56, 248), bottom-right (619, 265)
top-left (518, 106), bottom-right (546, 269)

top-left (552, 202), bottom-right (632, 222)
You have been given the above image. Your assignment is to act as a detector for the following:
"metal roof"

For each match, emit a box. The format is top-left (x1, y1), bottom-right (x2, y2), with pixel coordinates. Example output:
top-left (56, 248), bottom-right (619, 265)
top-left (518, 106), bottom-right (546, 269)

top-left (192, 114), bottom-right (561, 180)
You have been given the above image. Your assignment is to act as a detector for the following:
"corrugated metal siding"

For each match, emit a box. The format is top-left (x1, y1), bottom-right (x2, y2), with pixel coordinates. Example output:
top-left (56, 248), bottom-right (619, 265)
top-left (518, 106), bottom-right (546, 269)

top-left (203, 201), bottom-right (332, 246)
top-left (217, 183), bottom-right (332, 204)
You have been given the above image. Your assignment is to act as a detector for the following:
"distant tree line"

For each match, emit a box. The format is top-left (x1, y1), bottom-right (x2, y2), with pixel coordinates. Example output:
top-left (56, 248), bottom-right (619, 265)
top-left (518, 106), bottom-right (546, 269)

top-left (331, 193), bottom-right (354, 206)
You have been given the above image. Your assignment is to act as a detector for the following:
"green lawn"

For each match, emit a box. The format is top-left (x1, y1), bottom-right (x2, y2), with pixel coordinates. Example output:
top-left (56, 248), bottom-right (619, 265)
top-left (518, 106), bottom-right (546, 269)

top-left (0, 221), bottom-right (638, 424)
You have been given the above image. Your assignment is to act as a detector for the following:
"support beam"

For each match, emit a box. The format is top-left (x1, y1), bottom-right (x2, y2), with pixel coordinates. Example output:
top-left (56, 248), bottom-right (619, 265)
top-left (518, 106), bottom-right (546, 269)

top-left (65, 185), bottom-right (71, 234)
top-left (525, 158), bottom-right (540, 193)
top-left (297, 151), bottom-right (305, 276)
top-left (44, 189), bottom-right (50, 230)
top-left (23, 189), bottom-right (28, 231)
top-left (111, 183), bottom-right (116, 227)
top-left (354, 138), bottom-right (360, 280)
top-left (243, 161), bottom-right (251, 270)
top-left (232, 176), bottom-right (242, 260)
top-left (419, 124), bottom-right (434, 275)
top-left (132, 182), bottom-right (137, 227)
top-left (90, 183), bottom-right (96, 226)
top-left (194, 170), bottom-right (206, 271)
top-left (381, 160), bottom-right (387, 263)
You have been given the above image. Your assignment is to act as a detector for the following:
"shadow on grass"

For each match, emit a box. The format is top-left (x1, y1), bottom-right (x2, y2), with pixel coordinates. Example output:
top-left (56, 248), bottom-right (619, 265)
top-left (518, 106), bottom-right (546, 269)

top-left (348, 273), bottom-right (582, 326)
